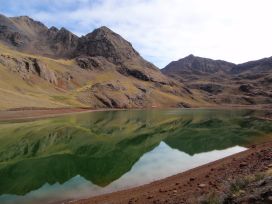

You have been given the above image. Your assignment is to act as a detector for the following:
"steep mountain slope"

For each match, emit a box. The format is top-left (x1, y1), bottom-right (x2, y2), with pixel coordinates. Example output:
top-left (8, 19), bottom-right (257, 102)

top-left (0, 14), bottom-right (79, 58)
top-left (162, 55), bottom-right (272, 105)
top-left (0, 14), bottom-right (202, 110)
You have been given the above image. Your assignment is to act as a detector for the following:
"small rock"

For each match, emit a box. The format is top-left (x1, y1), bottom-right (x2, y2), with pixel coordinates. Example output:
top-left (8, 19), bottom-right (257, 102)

top-left (258, 180), bottom-right (266, 186)
top-left (198, 184), bottom-right (207, 188)
top-left (189, 177), bottom-right (195, 181)
top-left (147, 195), bottom-right (153, 199)
top-left (248, 195), bottom-right (257, 202)
top-left (268, 163), bottom-right (272, 168)
top-left (268, 196), bottom-right (272, 201)
top-left (173, 190), bottom-right (177, 193)
top-left (239, 162), bottom-right (247, 167)
top-left (239, 190), bottom-right (246, 195)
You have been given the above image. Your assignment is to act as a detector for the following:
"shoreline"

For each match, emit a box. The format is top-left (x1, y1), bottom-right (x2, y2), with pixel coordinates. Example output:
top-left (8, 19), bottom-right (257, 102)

top-left (0, 107), bottom-right (125, 122)
top-left (71, 140), bottom-right (272, 204)
top-left (0, 104), bottom-right (271, 122)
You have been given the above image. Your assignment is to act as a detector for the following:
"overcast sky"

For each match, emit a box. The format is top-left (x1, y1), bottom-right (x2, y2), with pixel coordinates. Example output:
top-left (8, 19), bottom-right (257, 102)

top-left (0, 0), bottom-right (272, 68)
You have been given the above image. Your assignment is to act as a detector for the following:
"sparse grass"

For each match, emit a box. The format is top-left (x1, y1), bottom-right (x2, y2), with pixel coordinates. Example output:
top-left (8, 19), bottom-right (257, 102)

top-left (201, 192), bottom-right (221, 204)
top-left (227, 170), bottom-right (269, 199)
top-left (254, 172), bottom-right (266, 181)
top-left (202, 169), bottom-right (271, 204)
top-left (229, 177), bottom-right (251, 194)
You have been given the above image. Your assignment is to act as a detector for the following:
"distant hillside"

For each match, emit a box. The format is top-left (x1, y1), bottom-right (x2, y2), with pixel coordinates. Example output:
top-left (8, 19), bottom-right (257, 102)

top-left (162, 54), bottom-right (235, 78)
top-left (162, 55), bottom-right (272, 105)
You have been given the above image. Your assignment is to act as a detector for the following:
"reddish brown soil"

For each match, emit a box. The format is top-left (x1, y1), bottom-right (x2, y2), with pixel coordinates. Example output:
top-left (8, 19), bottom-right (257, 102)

top-left (72, 140), bottom-right (272, 204)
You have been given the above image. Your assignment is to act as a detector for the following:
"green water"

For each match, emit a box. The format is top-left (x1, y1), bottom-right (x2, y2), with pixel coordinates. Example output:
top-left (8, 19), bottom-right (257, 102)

top-left (0, 109), bottom-right (271, 204)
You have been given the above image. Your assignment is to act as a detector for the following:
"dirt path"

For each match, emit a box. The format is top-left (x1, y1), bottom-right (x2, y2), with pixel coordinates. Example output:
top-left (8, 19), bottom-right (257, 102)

top-left (71, 140), bottom-right (272, 204)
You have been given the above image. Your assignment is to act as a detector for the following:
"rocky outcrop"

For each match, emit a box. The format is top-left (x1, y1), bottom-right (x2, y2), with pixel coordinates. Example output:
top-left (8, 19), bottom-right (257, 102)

top-left (30, 58), bottom-right (58, 84)
top-left (239, 84), bottom-right (253, 93)
top-left (75, 56), bottom-right (116, 71)
top-left (117, 67), bottom-right (151, 81)
top-left (46, 27), bottom-right (79, 58)
top-left (189, 83), bottom-right (223, 94)
top-left (0, 54), bottom-right (57, 84)
top-left (76, 81), bottom-right (150, 109)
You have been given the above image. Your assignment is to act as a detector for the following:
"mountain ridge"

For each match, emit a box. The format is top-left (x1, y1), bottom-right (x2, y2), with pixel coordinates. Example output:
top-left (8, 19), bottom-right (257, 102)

top-left (0, 14), bottom-right (271, 110)
top-left (163, 55), bottom-right (272, 105)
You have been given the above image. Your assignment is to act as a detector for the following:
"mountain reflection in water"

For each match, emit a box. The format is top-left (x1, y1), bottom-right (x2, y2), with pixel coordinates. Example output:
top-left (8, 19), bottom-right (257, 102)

top-left (0, 109), bottom-right (271, 204)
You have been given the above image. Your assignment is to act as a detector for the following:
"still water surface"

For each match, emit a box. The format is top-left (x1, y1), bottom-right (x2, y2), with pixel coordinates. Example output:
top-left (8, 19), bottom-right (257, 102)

top-left (0, 109), bottom-right (271, 204)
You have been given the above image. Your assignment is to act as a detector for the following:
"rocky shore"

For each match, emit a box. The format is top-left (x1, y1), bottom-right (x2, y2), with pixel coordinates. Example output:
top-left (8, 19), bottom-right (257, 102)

top-left (73, 140), bottom-right (272, 204)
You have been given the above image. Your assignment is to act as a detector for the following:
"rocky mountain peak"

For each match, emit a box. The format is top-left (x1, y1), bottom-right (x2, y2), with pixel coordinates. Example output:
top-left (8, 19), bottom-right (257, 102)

top-left (162, 55), bottom-right (235, 75)
top-left (184, 54), bottom-right (195, 59)
top-left (56, 27), bottom-right (78, 41)
top-left (77, 26), bottom-right (140, 64)
top-left (49, 26), bottom-right (59, 32)
top-left (59, 27), bottom-right (70, 33)
top-left (11, 15), bottom-right (33, 21)
top-left (84, 26), bottom-right (120, 41)
top-left (93, 26), bottom-right (113, 34)
top-left (10, 15), bottom-right (47, 32)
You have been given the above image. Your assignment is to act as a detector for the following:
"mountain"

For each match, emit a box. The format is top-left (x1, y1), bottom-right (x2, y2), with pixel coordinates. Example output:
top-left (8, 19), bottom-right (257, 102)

top-left (0, 15), bottom-right (78, 57)
top-left (162, 54), bottom-right (235, 81)
top-left (1, 14), bottom-right (270, 109)
top-left (0, 14), bottom-right (200, 110)
top-left (162, 55), bottom-right (272, 105)
top-left (231, 56), bottom-right (272, 74)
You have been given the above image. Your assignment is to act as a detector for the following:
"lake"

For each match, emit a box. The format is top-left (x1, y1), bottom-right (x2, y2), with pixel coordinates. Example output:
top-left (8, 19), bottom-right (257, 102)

top-left (0, 109), bottom-right (271, 204)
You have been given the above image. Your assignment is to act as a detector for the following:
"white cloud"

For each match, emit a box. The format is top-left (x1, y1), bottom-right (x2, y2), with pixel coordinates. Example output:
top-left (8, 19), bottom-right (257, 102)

top-left (3, 0), bottom-right (272, 67)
